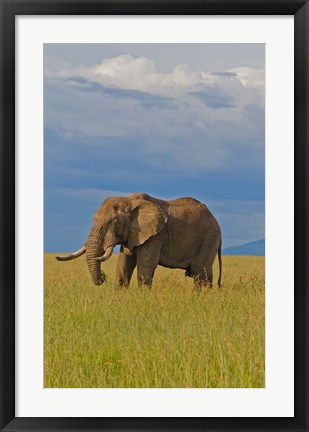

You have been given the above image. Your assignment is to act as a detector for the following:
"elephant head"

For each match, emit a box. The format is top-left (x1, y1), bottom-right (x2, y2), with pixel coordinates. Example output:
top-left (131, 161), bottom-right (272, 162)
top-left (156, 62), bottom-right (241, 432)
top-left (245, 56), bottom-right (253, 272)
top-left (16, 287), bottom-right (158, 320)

top-left (56, 196), bottom-right (167, 285)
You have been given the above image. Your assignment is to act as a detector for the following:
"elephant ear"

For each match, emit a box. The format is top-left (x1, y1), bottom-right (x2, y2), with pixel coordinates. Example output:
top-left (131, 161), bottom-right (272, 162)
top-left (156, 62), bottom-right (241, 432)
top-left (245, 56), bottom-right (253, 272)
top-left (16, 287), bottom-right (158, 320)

top-left (127, 199), bottom-right (168, 249)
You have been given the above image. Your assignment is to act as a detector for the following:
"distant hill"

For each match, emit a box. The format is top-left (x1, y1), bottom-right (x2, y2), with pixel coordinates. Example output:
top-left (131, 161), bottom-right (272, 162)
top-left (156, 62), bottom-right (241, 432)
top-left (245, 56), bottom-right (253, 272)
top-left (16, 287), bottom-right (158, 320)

top-left (223, 239), bottom-right (265, 256)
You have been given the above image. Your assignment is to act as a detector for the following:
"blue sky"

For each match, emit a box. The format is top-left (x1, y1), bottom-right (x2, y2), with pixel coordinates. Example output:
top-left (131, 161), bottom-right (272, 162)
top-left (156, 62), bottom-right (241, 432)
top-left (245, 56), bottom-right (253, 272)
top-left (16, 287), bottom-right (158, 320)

top-left (44, 44), bottom-right (265, 252)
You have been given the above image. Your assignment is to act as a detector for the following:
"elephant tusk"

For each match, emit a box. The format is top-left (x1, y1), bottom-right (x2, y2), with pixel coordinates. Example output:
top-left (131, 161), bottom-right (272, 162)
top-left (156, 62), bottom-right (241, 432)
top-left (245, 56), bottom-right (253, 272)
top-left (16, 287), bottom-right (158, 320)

top-left (96, 246), bottom-right (114, 262)
top-left (56, 246), bottom-right (86, 261)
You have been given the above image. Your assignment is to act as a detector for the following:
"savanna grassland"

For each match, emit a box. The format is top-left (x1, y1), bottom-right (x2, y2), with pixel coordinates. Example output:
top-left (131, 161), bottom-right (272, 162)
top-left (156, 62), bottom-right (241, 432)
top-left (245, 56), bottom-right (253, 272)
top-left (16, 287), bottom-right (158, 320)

top-left (44, 254), bottom-right (264, 388)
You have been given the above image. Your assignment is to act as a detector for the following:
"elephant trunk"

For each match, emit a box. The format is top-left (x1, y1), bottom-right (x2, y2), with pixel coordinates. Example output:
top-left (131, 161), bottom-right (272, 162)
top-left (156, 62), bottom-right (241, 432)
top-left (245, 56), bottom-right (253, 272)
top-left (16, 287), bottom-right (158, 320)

top-left (85, 229), bottom-right (106, 286)
top-left (86, 249), bottom-right (105, 286)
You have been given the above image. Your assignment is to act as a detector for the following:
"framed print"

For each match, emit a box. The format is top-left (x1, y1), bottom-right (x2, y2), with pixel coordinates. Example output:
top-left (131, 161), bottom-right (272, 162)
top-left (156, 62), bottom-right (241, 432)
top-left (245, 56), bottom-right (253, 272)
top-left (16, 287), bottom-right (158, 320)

top-left (0, 0), bottom-right (308, 431)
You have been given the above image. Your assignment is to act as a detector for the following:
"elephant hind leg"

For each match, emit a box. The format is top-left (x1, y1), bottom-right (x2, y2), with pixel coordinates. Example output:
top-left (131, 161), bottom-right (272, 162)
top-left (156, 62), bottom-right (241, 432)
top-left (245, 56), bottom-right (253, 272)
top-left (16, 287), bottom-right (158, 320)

top-left (190, 265), bottom-right (213, 288)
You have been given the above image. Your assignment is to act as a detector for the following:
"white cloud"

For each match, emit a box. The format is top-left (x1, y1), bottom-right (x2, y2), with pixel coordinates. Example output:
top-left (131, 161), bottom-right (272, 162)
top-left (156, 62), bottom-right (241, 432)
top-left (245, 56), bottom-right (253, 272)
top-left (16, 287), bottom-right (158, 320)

top-left (229, 67), bottom-right (265, 88)
top-left (92, 54), bottom-right (157, 90)
top-left (45, 54), bottom-right (264, 100)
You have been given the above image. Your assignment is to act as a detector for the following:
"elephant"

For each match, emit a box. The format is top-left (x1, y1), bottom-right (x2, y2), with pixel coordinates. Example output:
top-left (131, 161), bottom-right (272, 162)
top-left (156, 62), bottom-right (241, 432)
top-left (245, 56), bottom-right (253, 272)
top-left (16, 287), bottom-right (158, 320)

top-left (56, 192), bottom-right (222, 288)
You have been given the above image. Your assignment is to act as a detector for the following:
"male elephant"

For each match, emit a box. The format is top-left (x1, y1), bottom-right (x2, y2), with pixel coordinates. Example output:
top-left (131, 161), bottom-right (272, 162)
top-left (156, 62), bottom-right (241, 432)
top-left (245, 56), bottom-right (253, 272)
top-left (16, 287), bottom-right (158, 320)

top-left (56, 193), bottom-right (222, 288)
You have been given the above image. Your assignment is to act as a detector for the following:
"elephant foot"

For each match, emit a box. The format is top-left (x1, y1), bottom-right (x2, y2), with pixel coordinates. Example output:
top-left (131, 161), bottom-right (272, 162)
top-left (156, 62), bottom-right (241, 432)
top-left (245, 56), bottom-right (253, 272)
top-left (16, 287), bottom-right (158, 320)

top-left (114, 280), bottom-right (129, 290)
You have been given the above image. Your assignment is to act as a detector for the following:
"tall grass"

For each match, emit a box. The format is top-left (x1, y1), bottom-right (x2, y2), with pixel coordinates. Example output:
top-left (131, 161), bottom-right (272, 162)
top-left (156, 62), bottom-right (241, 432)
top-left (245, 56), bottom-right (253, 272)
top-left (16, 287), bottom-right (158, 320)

top-left (44, 254), bottom-right (264, 388)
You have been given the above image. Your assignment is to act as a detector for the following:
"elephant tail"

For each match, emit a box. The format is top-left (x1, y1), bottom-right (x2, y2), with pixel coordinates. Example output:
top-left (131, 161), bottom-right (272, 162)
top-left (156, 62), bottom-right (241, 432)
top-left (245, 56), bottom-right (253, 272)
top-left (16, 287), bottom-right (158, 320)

top-left (218, 242), bottom-right (222, 287)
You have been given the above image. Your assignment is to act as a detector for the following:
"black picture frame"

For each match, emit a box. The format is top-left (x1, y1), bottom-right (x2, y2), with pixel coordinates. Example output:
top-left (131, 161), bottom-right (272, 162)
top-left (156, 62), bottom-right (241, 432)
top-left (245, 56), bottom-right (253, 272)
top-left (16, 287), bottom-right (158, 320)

top-left (1, 1), bottom-right (308, 431)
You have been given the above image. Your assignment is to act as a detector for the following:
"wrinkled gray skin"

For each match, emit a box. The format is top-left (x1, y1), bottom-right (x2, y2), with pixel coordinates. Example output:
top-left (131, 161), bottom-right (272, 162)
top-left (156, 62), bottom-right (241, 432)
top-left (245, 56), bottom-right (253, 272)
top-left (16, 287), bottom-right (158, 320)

top-left (56, 193), bottom-right (222, 288)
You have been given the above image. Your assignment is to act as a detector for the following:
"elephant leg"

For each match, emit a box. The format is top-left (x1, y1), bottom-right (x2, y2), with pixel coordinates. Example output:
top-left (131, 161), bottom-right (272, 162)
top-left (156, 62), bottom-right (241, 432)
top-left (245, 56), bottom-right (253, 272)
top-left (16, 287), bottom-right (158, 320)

top-left (191, 242), bottom-right (217, 288)
top-left (115, 252), bottom-right (137, 287)
top-left (191, 264), bottom-right (213, 288)
top-left (136, 242), bottom-right (161, 287)
top-left (136, 257), bottom-right (158, 287)
top-left (205, 267), bottom-right (213, 285)
top-left (137, 267), bottom-right (155, 287)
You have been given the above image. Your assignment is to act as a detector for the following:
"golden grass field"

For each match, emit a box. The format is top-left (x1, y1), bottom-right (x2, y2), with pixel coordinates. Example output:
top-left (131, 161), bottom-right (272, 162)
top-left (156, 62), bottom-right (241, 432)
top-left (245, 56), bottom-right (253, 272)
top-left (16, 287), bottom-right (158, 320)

top-left (44, 253), bottom-right (264, 388)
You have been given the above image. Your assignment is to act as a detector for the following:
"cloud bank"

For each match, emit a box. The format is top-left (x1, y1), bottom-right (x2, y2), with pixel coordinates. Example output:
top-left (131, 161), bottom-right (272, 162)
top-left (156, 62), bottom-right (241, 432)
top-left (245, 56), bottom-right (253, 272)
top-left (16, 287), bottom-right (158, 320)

top-left (45, 54), bottom-right (264, 98)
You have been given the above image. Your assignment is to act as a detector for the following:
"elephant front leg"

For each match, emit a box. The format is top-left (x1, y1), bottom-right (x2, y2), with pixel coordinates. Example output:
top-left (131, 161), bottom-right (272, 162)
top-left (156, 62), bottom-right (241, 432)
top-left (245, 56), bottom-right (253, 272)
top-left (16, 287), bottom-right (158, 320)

top-left (136, 243), bottom-right (160, 287)
top-left (137, 266), bottom-right (156, 287)
top-left (115, 251), bottom-right (137, 287)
